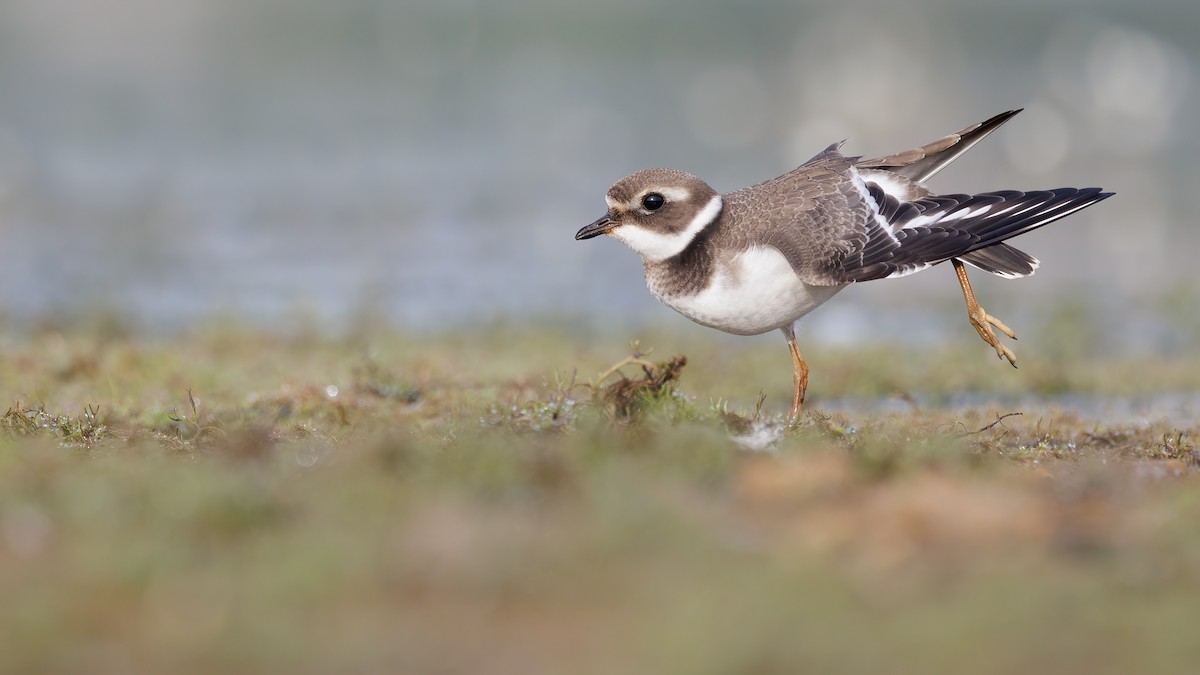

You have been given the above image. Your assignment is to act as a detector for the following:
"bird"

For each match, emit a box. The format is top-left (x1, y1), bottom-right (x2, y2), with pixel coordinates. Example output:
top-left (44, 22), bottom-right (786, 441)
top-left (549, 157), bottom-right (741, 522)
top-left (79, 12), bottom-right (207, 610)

top-left (575, 110), bottom-right (1113, 421)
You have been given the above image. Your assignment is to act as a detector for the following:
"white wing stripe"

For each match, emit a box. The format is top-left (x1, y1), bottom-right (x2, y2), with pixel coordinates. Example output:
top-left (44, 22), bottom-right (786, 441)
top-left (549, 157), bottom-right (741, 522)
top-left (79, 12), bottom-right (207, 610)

top-left (849, 168), bottom-right (902, 243)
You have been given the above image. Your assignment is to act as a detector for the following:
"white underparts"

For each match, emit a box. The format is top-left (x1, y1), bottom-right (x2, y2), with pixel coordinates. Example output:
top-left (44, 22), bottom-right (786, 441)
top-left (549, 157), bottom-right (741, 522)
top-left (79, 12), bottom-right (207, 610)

top-left (608, 194), bottom-right (723, 263)
top-left (650, 245), bottom-right (845, 336)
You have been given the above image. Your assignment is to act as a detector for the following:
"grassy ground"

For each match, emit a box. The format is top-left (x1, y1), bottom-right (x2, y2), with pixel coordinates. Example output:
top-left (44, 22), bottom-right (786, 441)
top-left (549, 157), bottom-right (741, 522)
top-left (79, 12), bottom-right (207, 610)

top-left (2, 319), bottom-right (1199, 674)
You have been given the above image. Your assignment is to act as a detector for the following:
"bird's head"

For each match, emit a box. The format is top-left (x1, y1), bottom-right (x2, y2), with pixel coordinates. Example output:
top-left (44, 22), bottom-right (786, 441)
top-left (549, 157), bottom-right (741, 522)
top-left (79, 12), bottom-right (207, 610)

top-left (576, 169), bottom-right (723, 262)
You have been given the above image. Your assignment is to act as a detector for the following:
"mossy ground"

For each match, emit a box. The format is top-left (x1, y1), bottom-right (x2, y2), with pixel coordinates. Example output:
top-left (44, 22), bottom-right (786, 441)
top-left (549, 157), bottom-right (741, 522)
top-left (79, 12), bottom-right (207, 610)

top-left (2, 319), bottom-right (1199, 674)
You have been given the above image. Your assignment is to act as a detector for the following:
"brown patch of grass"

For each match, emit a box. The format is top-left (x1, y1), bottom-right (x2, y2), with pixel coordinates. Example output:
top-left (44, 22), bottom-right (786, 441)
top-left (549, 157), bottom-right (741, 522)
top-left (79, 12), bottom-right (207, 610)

top-left (3, 402), bottom-right (108, 447)
top-left (584, 342), bottom-right (690, 422)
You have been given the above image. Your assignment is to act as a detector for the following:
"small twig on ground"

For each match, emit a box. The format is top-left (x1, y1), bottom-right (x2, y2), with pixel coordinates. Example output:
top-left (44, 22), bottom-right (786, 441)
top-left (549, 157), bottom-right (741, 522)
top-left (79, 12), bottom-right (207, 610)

top-left (752, 391), bottom-right (767, 422)
top-left (595, 355), bottom-right (661, 386)
top-left (595, 341), bottom-right (656, 386)
top-left (960, 411), bottom-right (1023, 436)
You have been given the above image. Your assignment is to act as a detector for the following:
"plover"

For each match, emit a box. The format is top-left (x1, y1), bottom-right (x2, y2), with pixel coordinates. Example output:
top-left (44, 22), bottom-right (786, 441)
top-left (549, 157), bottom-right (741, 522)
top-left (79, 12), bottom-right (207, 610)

top-left (576, 110), bottom-right (1112, 420)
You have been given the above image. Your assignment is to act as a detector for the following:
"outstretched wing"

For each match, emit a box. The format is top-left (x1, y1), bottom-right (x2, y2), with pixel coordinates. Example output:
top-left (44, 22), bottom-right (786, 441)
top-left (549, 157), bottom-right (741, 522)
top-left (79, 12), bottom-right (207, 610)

top-left (726, 127), bottom-right (1111, 287)
top-left (801, 175), bottom-right (1111, 285)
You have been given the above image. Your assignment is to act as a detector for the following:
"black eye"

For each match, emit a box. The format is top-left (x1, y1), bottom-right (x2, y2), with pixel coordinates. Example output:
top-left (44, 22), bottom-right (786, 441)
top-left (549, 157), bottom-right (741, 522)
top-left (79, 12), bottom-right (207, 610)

top-left (642, 193), bottom-right (665, 211)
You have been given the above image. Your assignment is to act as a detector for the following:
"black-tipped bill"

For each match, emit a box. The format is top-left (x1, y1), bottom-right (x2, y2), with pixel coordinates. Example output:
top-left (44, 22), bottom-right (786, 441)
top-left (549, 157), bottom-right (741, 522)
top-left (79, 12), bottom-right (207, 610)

top-left (575, 215), bottom-right (614, 240)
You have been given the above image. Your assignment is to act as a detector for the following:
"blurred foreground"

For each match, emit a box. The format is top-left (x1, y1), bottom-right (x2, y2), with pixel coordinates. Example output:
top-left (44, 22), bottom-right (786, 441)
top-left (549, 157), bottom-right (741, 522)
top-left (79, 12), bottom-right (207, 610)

top-left (2, 321), bottom-right (1199, 673)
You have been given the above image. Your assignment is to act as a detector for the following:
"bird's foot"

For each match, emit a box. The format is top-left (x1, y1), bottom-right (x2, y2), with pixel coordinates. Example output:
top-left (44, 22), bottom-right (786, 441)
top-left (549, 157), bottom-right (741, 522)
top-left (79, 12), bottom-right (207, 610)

top-left (952, 258), bottom-right (1018, 368)
top-left (966, 301), bottom-right (1018, 367)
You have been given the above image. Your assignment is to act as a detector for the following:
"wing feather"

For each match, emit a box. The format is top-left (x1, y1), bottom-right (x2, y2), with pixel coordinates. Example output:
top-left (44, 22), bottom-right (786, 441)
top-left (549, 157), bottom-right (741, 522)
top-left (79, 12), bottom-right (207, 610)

top-left (819, 185), bottom-right (1110, 283)
top-left (857, 109), bottom-right (1023, 183)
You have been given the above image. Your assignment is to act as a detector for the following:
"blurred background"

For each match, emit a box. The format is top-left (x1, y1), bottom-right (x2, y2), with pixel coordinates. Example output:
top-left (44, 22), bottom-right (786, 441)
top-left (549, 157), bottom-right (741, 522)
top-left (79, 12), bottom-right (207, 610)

top-left (0, 0), bottom-right (1194, 350)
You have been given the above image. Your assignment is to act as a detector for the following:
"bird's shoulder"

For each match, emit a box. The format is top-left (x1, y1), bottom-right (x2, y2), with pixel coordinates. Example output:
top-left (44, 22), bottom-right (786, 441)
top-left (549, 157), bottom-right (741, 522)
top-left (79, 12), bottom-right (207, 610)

top-left (716, 147), bottom-right (865, 251)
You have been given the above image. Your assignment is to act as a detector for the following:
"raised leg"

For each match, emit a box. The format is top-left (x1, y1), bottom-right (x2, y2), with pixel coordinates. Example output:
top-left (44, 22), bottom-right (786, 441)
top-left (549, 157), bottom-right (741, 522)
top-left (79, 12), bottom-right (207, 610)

top-left (781, 324), bottom-right (809, 421)
top-left (952, 258), bottom-right (1018, 367)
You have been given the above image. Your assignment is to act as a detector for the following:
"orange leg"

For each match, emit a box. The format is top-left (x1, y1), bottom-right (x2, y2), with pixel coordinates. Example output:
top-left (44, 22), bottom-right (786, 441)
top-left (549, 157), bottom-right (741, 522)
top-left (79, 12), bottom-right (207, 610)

top-left (781, 324), bottom-right (809, 421)
top-left (952, 258), bottom-right (1018, 367)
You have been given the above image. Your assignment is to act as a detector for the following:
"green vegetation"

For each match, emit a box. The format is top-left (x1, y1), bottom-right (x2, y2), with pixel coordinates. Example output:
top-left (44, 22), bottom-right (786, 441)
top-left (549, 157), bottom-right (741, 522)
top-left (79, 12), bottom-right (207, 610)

top-left (1, 321), bottom-right (1199, 674)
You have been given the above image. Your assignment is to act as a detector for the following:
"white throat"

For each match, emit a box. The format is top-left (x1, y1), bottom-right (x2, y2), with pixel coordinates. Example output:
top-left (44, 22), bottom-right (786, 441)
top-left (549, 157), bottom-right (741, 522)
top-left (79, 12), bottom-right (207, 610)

top-left (608, 194), bottom-right (723, 263)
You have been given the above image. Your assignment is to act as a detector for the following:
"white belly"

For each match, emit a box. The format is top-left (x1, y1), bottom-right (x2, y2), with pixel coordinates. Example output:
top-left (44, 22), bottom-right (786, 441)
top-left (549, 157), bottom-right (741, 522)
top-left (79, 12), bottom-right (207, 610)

top-left (650, 246), bottom-right (846, 336)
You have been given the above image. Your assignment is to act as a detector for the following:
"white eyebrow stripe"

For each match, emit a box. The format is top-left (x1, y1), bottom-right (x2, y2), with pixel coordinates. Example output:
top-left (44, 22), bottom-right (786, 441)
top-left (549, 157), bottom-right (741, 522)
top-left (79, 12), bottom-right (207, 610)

top-left (653, 187), bottom-right (692, 202)
top-left (605, 195), bottom-right (620, 209)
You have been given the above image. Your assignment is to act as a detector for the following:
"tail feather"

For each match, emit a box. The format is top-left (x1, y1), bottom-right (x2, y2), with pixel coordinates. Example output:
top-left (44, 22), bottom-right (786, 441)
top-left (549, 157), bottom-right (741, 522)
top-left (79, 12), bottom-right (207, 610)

top-left (957, 244), bottom-right (1039, 278)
